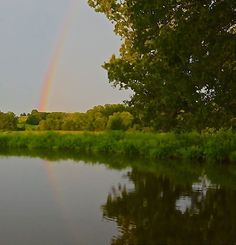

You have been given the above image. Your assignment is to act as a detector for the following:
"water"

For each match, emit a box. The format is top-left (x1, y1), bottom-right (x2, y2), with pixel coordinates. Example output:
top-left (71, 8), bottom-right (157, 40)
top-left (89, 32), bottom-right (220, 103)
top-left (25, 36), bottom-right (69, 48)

top-left (0, 155), bottom-right (235, 245)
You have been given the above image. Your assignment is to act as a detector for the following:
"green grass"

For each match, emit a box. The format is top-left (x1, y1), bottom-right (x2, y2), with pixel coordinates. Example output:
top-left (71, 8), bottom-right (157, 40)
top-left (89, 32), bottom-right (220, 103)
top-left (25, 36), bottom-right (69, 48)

top-left (0, 130), bottom-right (236, 163)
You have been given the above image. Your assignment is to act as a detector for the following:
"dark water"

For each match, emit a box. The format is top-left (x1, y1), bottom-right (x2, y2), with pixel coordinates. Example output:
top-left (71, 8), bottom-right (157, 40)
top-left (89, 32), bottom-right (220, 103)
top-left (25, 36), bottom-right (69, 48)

top-left (0, 155), bottom-right (235, 245)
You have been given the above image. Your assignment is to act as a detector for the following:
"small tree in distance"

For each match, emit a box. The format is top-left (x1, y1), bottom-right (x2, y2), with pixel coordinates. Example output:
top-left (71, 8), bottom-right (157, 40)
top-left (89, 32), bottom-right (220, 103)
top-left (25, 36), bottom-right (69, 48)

top-left (107, 112), bottom-right (134, 130)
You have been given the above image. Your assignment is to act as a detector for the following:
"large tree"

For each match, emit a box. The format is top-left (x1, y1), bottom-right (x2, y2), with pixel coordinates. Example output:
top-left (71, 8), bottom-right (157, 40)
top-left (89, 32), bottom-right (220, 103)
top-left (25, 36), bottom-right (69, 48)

top-left (88, 0), bottom-right (236, 130)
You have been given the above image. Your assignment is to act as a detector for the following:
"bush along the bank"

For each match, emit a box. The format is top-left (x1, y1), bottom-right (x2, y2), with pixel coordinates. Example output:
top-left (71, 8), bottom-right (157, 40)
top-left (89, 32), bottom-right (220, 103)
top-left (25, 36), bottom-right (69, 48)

top-left (0, 130), bottom-right (236, 163)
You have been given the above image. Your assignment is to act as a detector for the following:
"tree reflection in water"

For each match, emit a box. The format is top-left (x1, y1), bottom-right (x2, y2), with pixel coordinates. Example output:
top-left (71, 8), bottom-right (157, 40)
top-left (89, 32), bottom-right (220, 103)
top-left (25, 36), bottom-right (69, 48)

top-left (102, 169), bottom-right (236, 245)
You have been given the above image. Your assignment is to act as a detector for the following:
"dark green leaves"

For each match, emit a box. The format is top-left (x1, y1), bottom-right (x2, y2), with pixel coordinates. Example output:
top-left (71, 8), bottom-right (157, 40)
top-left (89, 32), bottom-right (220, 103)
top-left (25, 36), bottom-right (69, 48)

top-left (88, 0), bottom-right (236, 130)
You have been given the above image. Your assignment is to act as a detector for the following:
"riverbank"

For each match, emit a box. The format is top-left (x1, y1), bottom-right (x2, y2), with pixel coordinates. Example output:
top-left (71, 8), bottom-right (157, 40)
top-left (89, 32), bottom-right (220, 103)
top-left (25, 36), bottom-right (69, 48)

top-left (0, 130), bottom-right (236, 163)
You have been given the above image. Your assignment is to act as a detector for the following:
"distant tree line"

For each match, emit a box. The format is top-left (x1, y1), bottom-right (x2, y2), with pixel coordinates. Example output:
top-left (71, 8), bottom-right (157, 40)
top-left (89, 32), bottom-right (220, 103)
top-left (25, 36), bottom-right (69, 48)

top-left (17, 104), bottom-right (137, 131)
top-left (1, 102), bottom-right (236, 132)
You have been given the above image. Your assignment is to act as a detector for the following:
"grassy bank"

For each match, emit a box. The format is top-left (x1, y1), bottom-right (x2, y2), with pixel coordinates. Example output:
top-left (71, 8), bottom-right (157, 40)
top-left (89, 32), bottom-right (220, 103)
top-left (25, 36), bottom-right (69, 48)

top-left (0, 130), bottom-right (236, 163)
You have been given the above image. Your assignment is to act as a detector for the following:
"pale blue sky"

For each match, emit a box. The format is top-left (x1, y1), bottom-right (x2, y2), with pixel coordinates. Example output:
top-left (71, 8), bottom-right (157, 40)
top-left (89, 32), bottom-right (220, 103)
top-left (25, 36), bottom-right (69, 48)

top-left (0, 0), bottom-right (130, 114)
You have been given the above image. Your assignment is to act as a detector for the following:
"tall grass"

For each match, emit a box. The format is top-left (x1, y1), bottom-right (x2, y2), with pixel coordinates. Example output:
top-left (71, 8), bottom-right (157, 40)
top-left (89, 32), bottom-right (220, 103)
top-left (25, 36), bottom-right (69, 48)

top-left (0, 130), bottom-right (236, 163)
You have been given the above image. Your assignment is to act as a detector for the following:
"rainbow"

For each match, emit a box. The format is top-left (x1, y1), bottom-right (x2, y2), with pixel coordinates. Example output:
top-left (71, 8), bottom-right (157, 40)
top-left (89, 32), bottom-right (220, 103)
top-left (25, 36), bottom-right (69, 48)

top-left (38, 1), bottom-right (81, 238)
top-left (38, 0), bottom-right (79, 112)
top-left (42, 160), bottom-right (80, 242)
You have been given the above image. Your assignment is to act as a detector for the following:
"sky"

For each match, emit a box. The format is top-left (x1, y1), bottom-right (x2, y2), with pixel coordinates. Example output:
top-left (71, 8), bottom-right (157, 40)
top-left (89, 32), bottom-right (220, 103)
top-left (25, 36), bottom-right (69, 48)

top-left (0, 0), bottom-right (130, 114)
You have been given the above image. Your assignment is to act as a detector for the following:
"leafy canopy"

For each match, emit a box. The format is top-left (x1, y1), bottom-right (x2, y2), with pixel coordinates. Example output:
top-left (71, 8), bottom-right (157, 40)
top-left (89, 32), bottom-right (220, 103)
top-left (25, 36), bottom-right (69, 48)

top-left (88, 0), bottom-right (236, 130)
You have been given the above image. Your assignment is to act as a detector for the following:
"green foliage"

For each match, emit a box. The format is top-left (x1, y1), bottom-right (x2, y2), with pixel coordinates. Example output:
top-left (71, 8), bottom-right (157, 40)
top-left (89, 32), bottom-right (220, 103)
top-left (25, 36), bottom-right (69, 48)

top-left (88, 0), bottom-right (236, 131)
top-left (0, 112), bottom-right (17, 130)
top-left (18, 115), bottom-right (27, 124)
top-left (0, 130), bottom-right (236, 163)
top-left (26, 110), bottom-right (48, 125)
top-left (107, 111), bottom-right (134, 130)
top-left (26, 104), bottom-right (135, 131)
top-left (229, 151), bottom-right (236, 161)
top-left (230, 117), bottom-right (236, 128)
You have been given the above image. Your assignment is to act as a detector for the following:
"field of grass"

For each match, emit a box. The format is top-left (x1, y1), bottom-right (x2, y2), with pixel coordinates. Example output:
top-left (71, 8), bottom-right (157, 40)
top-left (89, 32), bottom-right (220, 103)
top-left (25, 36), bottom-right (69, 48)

top-left (0, 130), bottom-right (236, 163)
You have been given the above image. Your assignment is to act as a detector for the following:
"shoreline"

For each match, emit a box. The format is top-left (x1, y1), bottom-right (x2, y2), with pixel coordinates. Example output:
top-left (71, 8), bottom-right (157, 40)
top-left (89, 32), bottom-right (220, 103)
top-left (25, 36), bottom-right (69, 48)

top-left (0, 130), bottom-right (236, 163)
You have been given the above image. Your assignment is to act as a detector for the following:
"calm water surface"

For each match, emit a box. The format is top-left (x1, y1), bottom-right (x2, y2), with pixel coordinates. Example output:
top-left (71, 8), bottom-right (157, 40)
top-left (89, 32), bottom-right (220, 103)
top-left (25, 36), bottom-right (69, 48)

top-left (0, 156), bottom-right (235, 245)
